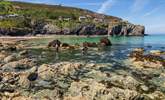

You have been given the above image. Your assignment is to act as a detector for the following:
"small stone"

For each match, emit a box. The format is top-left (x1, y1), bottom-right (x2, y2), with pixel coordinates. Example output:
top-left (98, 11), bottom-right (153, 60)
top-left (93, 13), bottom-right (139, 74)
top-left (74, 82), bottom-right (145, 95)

top-left (140, 85), bottom-right (149, 92)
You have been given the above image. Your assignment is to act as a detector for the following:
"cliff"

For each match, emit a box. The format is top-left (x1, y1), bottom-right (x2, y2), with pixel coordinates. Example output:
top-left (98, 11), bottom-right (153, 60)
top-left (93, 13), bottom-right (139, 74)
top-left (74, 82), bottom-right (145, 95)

top-left (0, 1), bottom-right (145, 36)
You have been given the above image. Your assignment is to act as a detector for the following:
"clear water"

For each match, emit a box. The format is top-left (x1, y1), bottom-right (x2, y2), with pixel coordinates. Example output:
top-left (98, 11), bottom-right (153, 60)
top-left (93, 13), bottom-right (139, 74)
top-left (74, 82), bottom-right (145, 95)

top-left (25, 34), bottom-right (165, 64)
top-left (24, 34), bottom-right (165, 93)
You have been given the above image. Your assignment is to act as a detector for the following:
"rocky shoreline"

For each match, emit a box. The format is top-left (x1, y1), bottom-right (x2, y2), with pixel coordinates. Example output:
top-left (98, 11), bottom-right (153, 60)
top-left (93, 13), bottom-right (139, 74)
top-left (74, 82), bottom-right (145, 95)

top-left (0, 39), bottom-right (165, 100)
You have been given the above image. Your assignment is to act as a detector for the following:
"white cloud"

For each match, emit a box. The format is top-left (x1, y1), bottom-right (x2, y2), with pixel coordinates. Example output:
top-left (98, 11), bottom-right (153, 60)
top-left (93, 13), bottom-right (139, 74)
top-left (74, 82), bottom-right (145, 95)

top-left (131, 0), bottom-right (149, 13)
top-left (73, 2), bottom-right (102, 6)
top-left (143, 7), bottom-right (159, 17)
top-left (97, 0), bottom-right (116, 14)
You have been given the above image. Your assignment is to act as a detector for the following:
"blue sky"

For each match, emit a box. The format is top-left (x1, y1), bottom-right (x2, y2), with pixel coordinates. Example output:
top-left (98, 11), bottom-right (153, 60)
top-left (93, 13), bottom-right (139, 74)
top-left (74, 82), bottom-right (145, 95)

top-left (12, 0), bottom-right (165, 34)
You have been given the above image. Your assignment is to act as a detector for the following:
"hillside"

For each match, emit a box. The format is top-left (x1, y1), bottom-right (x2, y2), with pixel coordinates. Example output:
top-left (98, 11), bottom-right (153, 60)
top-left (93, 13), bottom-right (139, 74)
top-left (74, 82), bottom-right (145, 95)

top-left (0, 1), bottom-right (145, 36)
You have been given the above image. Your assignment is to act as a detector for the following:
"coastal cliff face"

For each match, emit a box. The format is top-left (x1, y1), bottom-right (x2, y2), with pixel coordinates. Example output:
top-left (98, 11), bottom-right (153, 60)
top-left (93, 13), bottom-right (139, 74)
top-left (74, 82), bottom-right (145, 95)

top-left (108, 23), bottom-right (145, 36)
top-left (0, 1), bottom-right (145, 36)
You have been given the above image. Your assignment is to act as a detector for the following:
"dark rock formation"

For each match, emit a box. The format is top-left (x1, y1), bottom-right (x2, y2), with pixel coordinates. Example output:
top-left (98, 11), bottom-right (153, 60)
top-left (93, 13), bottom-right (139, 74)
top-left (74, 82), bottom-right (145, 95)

top-left (71, 24), bottom-right (108, 35)
top-left (83, 42), bottom-right (97, 47)
top-left (99, 37), bottom-right (112, 46)
top-left (48, 40), bottom-right (61, 48)
top-left (61, 43), bottom-right (70, 48)
top-left (108, 23), bottom-right (145, 36)
top-left (0, 21), bottom-right (145, 36)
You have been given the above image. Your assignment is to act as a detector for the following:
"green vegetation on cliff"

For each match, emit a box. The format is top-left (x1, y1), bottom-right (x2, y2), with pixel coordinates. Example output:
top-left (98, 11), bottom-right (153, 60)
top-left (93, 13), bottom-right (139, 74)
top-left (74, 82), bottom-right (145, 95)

top-left (0, 1), bottom-right (120, 29)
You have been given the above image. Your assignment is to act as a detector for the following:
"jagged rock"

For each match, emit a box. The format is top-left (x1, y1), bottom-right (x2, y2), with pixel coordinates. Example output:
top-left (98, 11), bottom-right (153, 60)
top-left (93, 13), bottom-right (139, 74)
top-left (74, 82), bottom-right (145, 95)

top-left (108, 23), bottom-right (145, 36)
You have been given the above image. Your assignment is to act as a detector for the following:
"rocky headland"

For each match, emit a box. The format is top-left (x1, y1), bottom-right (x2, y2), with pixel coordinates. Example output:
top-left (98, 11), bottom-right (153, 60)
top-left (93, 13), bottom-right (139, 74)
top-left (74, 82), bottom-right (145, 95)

top-left (0, 1), bottom-right (145, 36)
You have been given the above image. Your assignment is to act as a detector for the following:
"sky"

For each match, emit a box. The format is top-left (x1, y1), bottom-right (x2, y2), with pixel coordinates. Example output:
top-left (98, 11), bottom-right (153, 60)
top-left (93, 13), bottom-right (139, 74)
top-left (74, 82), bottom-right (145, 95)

top-left (12, 0), bottom-right (165, 34)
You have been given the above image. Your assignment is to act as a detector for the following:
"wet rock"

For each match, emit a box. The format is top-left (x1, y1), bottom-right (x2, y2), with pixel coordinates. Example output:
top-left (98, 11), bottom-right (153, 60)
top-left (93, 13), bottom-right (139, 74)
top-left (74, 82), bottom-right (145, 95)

top-left (4, 54), bottom-right (17, 63)
top-left (27, 72), bottom-right (38, 81)
top-left (83, 42), bottom-right (97, 47)
top-left (129, 49), bottom-right (165, 68)
top-left (61, 43), bottom-right (70, 48)
top-left (150, 50), bottom-right (165, 55)
top-left (48, 39), bottom-right (61, 48)
top-left (99, 37), bottom-right (112, 46)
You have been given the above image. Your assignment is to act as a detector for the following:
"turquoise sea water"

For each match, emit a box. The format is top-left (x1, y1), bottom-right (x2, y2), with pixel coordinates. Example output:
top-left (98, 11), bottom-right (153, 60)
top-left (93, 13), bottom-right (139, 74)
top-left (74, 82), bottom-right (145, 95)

top-left (26, 34), bottom-right (165, 64)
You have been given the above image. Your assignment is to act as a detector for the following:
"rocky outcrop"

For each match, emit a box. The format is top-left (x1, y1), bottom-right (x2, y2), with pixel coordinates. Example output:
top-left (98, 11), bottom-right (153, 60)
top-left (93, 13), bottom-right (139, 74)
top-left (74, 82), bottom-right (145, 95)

top-left (0, 21), bottom-right (145, 36)
top-left (71, 24), bottom-right (108, 35)
top-left (128, 48), bottom-right (165, 68)
top-left (108, 23), bottom-right (145, 36)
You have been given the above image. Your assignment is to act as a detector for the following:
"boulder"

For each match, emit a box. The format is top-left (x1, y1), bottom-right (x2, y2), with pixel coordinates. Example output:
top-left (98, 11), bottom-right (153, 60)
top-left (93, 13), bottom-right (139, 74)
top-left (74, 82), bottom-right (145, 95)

top-left (48, 39), bottom-right (61, 48)
top-left (99, 37), bottom-right (112, 46)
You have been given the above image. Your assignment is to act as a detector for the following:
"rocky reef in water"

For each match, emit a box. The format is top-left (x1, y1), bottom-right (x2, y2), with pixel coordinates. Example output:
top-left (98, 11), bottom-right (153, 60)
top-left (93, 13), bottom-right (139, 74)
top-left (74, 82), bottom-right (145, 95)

top-left (0, 1), bottom-right (145, 36)
top-left (0, 39), bottom-right (165, 100)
